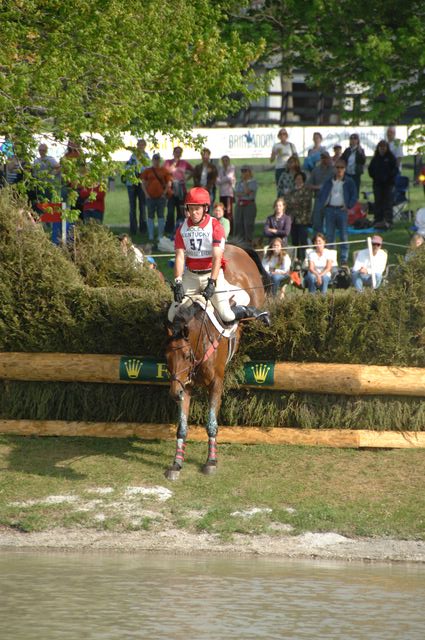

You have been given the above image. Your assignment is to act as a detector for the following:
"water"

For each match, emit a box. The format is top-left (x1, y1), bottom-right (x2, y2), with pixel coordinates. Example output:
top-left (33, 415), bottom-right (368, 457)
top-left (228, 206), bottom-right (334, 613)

top-left (0, 552), bottom-right (424, 639)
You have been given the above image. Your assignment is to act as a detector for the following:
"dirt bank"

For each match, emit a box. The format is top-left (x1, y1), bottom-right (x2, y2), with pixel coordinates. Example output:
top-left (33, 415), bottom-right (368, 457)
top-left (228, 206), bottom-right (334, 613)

top-left (1, 526), bottom-right (424, 564)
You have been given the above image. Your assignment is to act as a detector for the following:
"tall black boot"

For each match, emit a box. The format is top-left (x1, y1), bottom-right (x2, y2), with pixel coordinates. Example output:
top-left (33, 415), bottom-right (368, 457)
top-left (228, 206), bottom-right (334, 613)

top-left (232, 305), bottom-right (270, 326)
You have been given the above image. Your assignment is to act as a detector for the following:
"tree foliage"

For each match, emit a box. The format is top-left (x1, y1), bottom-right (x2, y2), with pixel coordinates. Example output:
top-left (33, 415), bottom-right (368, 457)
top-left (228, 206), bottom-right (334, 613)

top-left (0, 0), bottom-right (263, 172)
top-left (232, 0), bottom-right (425, 128)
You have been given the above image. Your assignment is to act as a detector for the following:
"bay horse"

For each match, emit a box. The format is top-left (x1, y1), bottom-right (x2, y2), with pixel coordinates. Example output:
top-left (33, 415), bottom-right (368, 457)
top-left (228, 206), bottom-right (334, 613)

top-left (164, 244), bottom-right (269, 480)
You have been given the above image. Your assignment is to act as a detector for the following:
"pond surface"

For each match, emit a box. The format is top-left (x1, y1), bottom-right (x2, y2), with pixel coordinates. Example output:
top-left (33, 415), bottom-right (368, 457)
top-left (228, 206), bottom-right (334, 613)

top-left (1, 552), bottom-right (424, 639)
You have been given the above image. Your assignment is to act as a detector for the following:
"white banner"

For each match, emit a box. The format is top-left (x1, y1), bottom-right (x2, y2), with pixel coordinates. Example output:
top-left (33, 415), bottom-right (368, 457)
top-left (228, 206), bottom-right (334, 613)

top-left (115, 125), bottom-right (411, 162)
top-left (19, 125), bottom-right (412, 163)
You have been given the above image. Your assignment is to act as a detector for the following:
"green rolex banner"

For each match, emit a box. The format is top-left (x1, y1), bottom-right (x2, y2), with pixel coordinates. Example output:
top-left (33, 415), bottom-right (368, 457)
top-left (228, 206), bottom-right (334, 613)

top-left (244, 361), bottom-right (275, 386)
top-left (119, 357), bottom-right (170, 382)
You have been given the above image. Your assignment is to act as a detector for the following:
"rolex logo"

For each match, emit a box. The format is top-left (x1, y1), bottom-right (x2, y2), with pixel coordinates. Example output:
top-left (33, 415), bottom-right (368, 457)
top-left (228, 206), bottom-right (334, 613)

top-left (251, 363), bottom-right (270, 384)
top-left (124, 358), bottom-right (143, 379)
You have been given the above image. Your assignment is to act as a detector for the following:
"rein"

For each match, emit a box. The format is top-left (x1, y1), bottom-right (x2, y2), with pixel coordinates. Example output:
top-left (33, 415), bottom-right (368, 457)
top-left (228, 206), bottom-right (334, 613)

top-left (168, 305), bottom-right (225, 391)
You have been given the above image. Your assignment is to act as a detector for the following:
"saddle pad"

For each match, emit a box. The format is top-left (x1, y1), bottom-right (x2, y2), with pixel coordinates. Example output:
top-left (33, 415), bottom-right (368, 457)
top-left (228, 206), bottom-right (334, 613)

top-left (192, 296), bottom-right (239, 339)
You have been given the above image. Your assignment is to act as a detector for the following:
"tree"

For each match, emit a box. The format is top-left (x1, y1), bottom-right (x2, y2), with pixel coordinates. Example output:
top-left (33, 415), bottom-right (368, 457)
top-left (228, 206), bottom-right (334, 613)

top-left (0, 0), bottom-right (263, 182)
top-left (231, 0), bottom-right (425, 136)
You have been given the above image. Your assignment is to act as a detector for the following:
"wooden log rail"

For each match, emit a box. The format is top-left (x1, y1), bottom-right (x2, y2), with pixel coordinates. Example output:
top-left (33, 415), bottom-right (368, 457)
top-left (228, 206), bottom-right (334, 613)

top-left (1, 420), bottom-right (425, 449)
top-left (0, 352), bottom-right (424, 397)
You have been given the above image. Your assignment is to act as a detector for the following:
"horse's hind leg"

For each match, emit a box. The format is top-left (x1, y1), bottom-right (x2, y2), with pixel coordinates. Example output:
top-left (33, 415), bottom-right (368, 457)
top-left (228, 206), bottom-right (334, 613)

top-left (164, 392), bottom-right (191, 481)
top-left (202, 378), bottom-right (223, 475)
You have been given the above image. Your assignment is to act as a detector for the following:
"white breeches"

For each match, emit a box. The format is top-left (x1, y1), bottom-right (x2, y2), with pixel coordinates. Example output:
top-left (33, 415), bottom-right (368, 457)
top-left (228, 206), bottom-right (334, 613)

top-left (168, 268), bottom-right (248, 323)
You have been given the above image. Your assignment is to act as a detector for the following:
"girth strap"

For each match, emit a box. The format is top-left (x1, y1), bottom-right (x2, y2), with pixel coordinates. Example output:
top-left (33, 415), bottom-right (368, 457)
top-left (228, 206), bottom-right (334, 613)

top-left (196, 333), bottom-right (223, 366)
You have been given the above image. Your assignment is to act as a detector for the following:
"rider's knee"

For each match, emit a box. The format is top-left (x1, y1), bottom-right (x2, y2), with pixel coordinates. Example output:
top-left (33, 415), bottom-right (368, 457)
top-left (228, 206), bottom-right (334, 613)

top-left (217, 306), bottom-right (236, 323)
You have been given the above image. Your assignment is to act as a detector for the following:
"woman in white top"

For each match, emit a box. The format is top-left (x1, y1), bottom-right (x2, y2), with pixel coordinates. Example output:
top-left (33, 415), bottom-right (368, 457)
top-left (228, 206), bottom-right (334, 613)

top-left (305, 232), bottom-right (333, 294)
top-left (262, 237), bottom-right (291, 295)
top-left (270, 128), bottom-right (298, 187)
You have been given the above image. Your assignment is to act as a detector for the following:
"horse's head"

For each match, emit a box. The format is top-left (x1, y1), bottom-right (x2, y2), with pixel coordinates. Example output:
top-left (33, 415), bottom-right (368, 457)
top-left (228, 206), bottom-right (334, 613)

top-left (166, 309), bottom-right (197, 402)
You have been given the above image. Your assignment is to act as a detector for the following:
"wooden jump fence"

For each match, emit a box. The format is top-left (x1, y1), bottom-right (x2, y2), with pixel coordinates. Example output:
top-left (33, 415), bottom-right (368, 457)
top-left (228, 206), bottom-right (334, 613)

top-left (1, 352), bottom-right (425, 396)
top-left (0, 352), bottom-right (424, 449)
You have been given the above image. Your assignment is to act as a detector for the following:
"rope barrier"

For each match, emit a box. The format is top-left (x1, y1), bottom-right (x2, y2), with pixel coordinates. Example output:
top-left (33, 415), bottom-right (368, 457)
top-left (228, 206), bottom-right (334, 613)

top-left (147, 237), bottom-right (410, 260)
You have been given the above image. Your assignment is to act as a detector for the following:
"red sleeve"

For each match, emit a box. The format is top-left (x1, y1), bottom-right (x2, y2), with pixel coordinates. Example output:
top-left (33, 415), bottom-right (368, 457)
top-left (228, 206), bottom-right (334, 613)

top-left (211, 217), bottom-right (225, 245)
top-left (174, 226), bottom-right (185, 250)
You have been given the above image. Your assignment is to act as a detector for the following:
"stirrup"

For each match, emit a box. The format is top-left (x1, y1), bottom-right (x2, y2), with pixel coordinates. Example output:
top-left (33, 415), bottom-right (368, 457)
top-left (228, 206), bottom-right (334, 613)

top-left (256, 310), bottom-right (271, 327)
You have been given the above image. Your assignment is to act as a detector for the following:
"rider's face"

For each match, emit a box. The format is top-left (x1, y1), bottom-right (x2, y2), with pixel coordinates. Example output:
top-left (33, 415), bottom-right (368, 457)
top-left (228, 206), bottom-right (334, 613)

top-left (187, 204), bottom-right (205, 224)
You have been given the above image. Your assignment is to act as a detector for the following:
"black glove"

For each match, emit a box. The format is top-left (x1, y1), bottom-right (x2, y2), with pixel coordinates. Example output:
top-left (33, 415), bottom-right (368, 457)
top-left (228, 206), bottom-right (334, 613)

top-left (173, 280), bottom-right (184, 304)
top-left (202, 277), bottom-right (216, 301)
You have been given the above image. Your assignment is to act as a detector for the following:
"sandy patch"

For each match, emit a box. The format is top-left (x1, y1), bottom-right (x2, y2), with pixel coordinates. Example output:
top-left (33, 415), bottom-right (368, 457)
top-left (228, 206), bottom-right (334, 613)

top-left (0, 526), bottom-right (424, 563)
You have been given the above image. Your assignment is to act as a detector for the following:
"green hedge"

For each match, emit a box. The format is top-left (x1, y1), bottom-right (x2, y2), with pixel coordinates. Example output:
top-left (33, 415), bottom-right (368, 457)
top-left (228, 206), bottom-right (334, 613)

top-left (1, 190), bottom-right (425, 430)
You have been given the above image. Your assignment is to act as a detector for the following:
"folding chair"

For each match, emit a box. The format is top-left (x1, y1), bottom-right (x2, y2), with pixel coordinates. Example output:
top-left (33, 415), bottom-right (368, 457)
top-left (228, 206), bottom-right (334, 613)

top-left (392, 175), bottom-right (410, 222)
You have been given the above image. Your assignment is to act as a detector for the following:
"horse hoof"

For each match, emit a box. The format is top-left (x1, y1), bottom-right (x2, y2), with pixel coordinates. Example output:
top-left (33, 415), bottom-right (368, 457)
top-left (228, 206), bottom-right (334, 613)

top-left (202, 461), bottom-right (217, 476)
top-left (164, 465), bottom-right (181, 481)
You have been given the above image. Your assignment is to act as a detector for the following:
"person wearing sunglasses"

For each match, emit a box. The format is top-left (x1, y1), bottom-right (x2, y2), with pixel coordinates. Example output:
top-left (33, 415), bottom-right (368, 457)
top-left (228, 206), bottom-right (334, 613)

top-left (316, 159), bottom-right (357, 265)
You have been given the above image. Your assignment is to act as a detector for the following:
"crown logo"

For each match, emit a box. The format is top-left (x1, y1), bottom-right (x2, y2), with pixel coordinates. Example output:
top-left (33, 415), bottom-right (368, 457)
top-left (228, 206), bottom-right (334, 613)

top-left (124, 358), bottom-right (143, 379)
top-left (251, 363), bottom-right (270, 384)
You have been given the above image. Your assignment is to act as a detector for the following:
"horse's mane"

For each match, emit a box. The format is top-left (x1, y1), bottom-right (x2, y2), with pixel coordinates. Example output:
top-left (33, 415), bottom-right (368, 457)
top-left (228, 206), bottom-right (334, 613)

top-left (168, 302), bottom-right (203, 341)
top-left (227, 238), bottom-right (273, 292)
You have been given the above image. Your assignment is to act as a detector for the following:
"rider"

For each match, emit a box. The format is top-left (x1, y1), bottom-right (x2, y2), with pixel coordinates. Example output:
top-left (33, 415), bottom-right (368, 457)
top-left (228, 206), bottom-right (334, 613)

top-left (168, 186), bottom-right (269, 325)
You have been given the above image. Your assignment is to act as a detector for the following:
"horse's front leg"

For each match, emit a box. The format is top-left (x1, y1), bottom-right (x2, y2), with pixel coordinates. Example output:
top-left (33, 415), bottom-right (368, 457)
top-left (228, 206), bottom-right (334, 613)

top-left (202, 376), bottom-right (224, 475)
top-left (164, 390), bottom-right (191, 481)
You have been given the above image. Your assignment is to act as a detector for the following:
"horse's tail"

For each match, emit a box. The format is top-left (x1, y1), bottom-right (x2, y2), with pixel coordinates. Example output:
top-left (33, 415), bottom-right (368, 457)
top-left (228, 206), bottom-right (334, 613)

top-left (227, 238), bottom-right (273, 296)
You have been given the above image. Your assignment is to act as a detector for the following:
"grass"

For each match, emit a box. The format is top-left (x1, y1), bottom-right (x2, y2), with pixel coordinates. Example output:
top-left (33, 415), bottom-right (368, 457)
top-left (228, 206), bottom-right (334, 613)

top-left (105, 157), bottom-right (424, 279)
top-left (0, 435), bottom-right (424, 539)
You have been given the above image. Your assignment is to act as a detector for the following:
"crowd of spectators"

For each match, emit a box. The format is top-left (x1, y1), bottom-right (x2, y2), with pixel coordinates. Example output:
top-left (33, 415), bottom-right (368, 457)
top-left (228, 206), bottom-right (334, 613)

top-left (1, 126), bottom-right (422, 296)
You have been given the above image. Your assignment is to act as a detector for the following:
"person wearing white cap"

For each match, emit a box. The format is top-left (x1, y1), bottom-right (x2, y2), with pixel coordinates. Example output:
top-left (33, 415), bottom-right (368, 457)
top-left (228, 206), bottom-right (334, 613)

top-left (351, 235), bottom-right (387, 291)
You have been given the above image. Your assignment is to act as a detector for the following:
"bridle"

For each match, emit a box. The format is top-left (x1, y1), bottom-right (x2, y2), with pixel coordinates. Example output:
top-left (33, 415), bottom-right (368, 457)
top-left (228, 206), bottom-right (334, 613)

top-left (167, 305), bottom-right (224, 393)
top-left (167, 339), bottom-right (197, 393)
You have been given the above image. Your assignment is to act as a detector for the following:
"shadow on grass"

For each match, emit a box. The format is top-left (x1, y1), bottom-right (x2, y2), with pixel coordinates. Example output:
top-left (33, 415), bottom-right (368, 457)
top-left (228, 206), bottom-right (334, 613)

top-left (1, 436), bottom-right (168, 480)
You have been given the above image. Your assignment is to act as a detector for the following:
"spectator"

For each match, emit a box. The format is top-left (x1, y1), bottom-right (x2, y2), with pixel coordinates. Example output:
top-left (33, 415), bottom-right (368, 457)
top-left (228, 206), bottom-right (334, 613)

top-left (304, 131), bottom-right (326, 172)
top-left (317, 159), bottom-right (357, 266)
top-left (263, 197), bottom-right (291, 245)
top-left (117, 233), bottom-right (157, 270)
top-left (234, 165), bottom-right (257, 245)
top-left (306, 150), bottom-right (335, 232)
top-left (277, 155), bottom-right (301, 197)
top-left (351, 235), bottom-right (387, 291)
top-left (163, 146), bottom-right (193, 235)
top-left (331, 144), bottom-right (342, 165)
top-left (60, 139), bottom-right (85, 216)
top-left (79, 183), bottom-right (106, 223)
top-left (341, 133), bottom-right (365, 195)
top-left (262, 237), bottom-right (291, 296)
top-left (192, 147), bottom-right (218, 206)
top-left (368, 140), bottom-right (398, 230)
top-left (4, 153), bottom-right (24, 185)
top-left (124, 139), bottom-right (149, 235)
top-left (213, 202), bottom-right (230, 239)
top-left (414, 207), bottom-right (425, 237)
top-left (386, 126), bottom-right (404, 169)
top-left (141, 153), bottom-right (172, 247)
top-left (405, 233), bottom-right (424, 262)
top-left (31, 143), bottom-right (60, 202)
top-left (216, 155), bottom-right (236, 232)
top-left (305, 232), bottom-right (333, 294)
top-left (270, 128), bottom-right (298, 187)
top-left (286, 171), bottom-right (313, 262)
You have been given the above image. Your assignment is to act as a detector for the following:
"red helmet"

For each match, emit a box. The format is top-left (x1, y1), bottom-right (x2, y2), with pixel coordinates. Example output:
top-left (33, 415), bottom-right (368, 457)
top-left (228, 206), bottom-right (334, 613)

top-left (185, 187), bottom-right (210, 206)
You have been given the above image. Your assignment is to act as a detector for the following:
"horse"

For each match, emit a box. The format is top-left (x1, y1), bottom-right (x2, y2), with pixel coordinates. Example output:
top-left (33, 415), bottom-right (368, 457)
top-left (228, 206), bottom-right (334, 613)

top-left (164, 244), bottom-right (268, 480)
